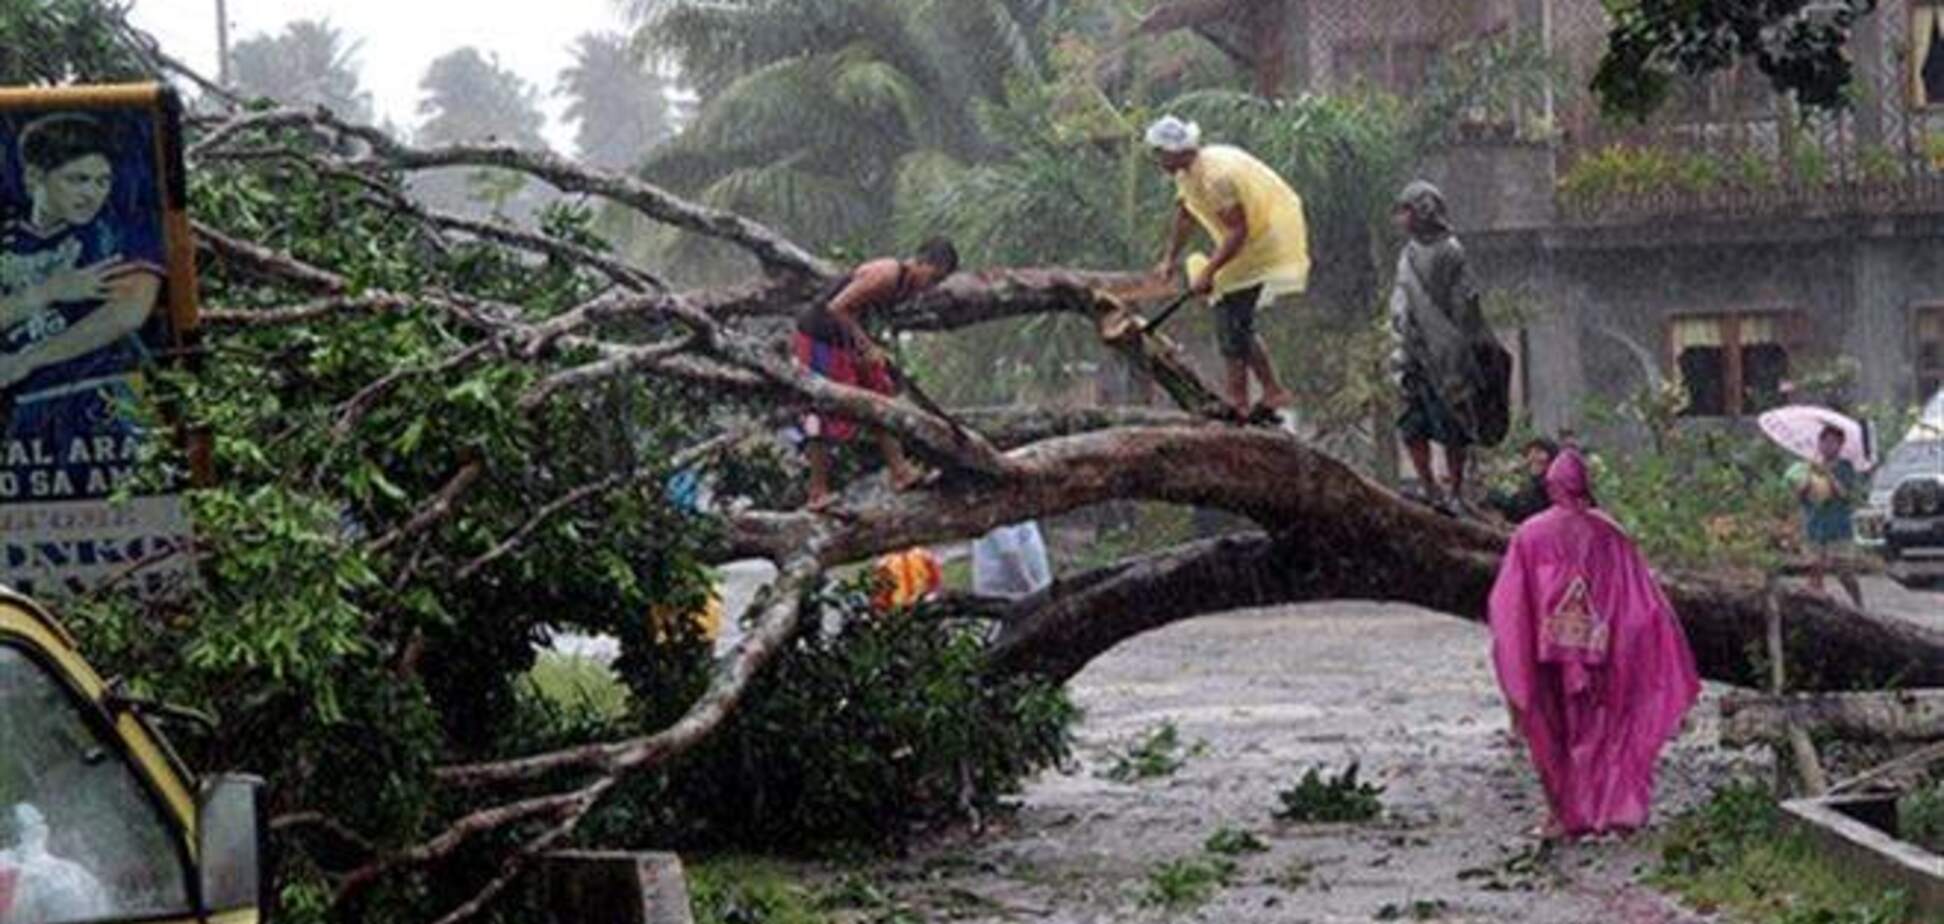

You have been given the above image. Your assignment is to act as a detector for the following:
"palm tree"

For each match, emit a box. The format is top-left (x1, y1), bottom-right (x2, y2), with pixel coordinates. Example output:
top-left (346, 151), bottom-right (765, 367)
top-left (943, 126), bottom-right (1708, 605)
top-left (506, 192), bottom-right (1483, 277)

top-left (898, 31), bottom-right (1555, 463)
top-left (558, 32), bottom-right (678, 171)
top-left (416, 47), bottom-right (547, 149)
top-left (230, 19), bottom-right (374, 122)
top-left (413, 47), bottom-right (550, 220)
top-left (624, 0), bottom-right (1061, 268)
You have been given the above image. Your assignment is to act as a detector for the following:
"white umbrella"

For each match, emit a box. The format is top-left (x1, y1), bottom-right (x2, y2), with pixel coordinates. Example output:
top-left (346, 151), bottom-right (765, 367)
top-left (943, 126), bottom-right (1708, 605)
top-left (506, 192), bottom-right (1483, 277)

top-left (1757, 405), bottom-right (1872, 471)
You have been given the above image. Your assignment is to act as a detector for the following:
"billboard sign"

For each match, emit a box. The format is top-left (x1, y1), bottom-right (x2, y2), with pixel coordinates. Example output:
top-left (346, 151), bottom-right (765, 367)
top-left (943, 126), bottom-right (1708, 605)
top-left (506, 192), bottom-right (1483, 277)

top-left (0, 84), bottom-right (200, 599)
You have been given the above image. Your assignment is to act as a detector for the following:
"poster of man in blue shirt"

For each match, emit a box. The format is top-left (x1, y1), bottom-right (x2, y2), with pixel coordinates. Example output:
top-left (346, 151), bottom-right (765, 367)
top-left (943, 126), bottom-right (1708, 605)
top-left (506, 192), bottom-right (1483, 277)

top-left (0, 85), bottom-right (198, 600)
top-left (0, 109), bottom-right (169, 502)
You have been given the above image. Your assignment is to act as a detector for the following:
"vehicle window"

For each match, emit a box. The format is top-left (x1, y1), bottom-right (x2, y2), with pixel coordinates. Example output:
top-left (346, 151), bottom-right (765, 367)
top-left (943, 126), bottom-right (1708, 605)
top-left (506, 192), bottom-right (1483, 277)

top-left (1922, 389), bottom-right (1944, 434)
top-left (0, 645), bottom-right (190, 924)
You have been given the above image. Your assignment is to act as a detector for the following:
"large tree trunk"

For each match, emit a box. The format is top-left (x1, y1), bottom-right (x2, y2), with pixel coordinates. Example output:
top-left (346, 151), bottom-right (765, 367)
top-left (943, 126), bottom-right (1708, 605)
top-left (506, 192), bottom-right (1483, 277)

top-left (1722, 690), bottom-right (1944, 747)
top-left (984, 527), bottom-right (1944, 691)
top-left (725, 416), bottom-right (1944, 693)
top-left (1138, 0), bottom-right (1292, 96)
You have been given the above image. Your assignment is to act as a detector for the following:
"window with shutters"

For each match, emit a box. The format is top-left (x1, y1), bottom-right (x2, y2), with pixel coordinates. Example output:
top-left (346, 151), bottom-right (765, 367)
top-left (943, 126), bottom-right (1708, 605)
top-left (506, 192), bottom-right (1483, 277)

top-left (1668, 313), bottom-right (1799, 417)
top-left (1914, 1), bottom-right (1944, 108)
top-left (1918, 306), bottom-right (1944, 401)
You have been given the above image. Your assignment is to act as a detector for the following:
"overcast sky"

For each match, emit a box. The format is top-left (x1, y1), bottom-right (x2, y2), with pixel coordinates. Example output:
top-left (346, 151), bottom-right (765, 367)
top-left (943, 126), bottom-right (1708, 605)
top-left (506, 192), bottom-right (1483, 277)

top-left (128, 0), bottom-right (635, 151)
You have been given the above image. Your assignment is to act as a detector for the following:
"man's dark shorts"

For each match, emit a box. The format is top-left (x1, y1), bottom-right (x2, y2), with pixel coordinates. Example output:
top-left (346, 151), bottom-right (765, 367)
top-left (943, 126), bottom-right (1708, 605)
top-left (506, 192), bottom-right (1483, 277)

top-left (1397, 368), bottom-right (1473, 449)
top-left (1213, 285), bottom-right (1264, 360)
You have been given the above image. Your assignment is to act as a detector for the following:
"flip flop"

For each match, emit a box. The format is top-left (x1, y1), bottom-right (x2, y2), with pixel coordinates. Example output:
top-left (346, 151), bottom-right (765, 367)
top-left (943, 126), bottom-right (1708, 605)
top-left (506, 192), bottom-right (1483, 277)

top-left (891, 468), bottom-right (936, 493)
top-left (1525, 820), bottom-right (1567, 841)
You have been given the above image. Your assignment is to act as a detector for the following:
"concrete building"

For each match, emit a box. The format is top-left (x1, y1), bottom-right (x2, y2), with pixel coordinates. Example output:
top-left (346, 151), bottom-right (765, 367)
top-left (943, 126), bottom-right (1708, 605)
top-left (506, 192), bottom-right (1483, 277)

top-left (1285, 0), bottom-right (1944, 438)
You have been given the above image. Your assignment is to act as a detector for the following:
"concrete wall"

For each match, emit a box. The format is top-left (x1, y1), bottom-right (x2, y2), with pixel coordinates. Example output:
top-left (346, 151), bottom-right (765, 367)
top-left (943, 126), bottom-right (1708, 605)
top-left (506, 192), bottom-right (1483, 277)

top-left (1462, 217), bottom-right (1944, 446)
top-left (1422, 144), bottom-right (1556, 232)
top-left (1846, 227), bottom-right (1944, 408)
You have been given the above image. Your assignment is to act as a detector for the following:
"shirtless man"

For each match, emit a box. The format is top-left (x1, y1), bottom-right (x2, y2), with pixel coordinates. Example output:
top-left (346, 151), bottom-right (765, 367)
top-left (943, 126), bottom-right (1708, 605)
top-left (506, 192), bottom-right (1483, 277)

top-left (794, 238), bottom-right (958, 511)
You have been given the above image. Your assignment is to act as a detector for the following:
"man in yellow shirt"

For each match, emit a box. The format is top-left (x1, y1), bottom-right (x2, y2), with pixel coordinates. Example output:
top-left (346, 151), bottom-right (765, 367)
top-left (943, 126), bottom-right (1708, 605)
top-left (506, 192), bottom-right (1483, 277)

top-left (1147, 115), bottom-right (1310, 414)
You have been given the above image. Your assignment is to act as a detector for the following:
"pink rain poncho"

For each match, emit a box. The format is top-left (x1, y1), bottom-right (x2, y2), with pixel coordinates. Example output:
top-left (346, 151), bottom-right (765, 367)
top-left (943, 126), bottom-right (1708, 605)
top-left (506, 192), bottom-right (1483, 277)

top-left (1489, 450), bottom-right (1701, 836)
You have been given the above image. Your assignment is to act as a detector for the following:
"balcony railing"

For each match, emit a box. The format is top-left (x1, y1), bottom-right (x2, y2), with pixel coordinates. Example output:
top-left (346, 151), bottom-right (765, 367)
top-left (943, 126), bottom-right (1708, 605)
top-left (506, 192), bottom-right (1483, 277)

top-left (1553, 107), bottom-right (1944, 223)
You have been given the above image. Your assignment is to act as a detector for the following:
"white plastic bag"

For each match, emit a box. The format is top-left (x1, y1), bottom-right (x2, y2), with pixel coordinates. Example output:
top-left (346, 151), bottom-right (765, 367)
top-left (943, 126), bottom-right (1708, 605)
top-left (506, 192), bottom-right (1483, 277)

top-left (0, 804), bottom-right (110, 924)
top-left (972, 522), bottom-right (1051, 600)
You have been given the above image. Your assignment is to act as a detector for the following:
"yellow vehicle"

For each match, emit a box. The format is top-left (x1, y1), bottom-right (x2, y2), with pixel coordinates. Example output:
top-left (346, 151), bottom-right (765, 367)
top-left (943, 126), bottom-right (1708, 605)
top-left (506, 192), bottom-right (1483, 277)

top-left (0, 589), bottom-right (265, 924)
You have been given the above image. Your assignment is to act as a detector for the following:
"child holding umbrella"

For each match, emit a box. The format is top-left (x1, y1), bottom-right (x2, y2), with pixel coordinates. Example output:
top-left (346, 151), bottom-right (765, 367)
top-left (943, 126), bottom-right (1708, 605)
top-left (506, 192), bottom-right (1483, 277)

top-left (1787, 424), bottom-right (1864, 607)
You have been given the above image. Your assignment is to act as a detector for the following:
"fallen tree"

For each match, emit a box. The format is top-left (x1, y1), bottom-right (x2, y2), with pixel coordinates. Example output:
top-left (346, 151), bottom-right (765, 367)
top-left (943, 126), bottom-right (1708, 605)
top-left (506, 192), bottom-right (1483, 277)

top-left (1722, 690), bottom-right (1944, 747)
top-left (91, 31), bottom-right (1944, 924)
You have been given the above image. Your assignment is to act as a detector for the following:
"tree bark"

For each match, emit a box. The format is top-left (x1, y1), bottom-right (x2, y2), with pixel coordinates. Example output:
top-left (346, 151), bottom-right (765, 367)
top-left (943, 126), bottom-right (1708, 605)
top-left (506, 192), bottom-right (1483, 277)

top-left (1137, 0), bottom-right (1291, 95)
top-left (1721, 690), bottom-right (1944, 747)
top-left (984, 523), bottom-right (1944, 693)
top-left (714, 415), bottom-right (1944, 693)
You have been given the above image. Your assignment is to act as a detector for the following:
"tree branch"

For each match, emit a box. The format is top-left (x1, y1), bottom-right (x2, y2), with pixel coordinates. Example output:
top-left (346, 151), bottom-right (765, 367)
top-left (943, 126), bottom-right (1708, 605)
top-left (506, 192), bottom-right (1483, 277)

top-left (110, 14), bottom-right (244, 110)
top-left (187, 110), bottom-right (325, 161)
top-left (695, 421), bottom-right (1944, 692)
top-left (333, 784), bottom-right (593, 901)
top-left (516, 335), bottom-right (701, 411)
top-left (952, 404), bottom-right (1202, 448)
top-left (423, 779), bottom-right (615, 924)
top-left (436, 555), bottom-right (822, 788)
top-left (195, 222), bottom-right (349, 295)
top-left (713, 267), bottom-right (1157, 333)
top-left (366, 457), bottom-right (487, 556)
top-left (190, 106), bottom-right (835, 279)
top-left (202, 292), bottom-right (414, 328)
top-left (455, 430), bottom-right (748, 582)
top-left (332, 339), bottom-right (502, 441)
top-left (731, 425), bottom-right (1499, 569)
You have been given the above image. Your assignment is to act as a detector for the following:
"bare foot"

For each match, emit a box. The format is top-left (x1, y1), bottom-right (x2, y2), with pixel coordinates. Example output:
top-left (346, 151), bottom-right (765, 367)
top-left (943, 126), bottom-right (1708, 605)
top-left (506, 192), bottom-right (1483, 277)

top-left (1260, 388), bottom-right (1296, 410)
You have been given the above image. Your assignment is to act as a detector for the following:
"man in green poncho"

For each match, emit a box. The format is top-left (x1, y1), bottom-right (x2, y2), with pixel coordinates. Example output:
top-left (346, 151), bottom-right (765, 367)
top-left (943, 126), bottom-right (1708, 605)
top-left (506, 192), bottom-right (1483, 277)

top-left (1389, 181), bottom-right (1497, 515)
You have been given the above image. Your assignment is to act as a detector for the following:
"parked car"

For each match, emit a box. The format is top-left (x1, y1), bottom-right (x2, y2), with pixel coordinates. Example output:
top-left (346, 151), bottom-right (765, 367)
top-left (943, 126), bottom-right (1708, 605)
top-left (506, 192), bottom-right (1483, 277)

top-left (1858, 438), bottom-right (1944, 548)
top-left (1865, 391), bottom-right (1944, 589)
top-left (1886, 466), bottom-right (1944, 588)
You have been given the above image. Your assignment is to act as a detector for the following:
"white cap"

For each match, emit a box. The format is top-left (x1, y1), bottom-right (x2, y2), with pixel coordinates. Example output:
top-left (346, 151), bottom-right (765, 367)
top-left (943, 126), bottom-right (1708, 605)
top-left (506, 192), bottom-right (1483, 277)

top-left (1144, 115), bottom-right (1201, 153)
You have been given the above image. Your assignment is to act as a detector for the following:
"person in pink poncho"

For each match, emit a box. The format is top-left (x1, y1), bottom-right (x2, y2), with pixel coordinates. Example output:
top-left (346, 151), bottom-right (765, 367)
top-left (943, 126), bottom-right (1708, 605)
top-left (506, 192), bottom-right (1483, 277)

top-left (1489, 449), bottom-right (1701, 839)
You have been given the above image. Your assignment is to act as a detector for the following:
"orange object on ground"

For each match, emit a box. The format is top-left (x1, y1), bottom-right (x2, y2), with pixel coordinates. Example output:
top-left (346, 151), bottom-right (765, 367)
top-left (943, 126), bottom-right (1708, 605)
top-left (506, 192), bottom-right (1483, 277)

top-left (648, 589), bottom-right (724, 642)
top-left (872, 547), bottom-right (942, 613)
